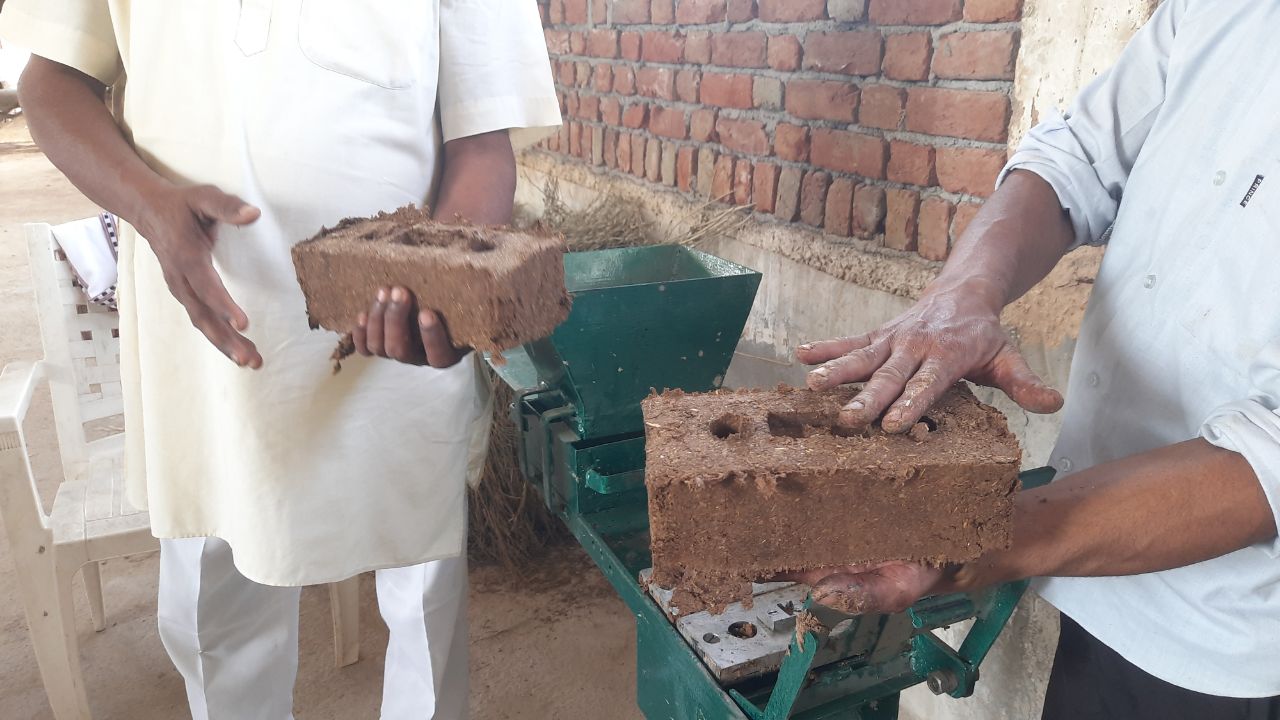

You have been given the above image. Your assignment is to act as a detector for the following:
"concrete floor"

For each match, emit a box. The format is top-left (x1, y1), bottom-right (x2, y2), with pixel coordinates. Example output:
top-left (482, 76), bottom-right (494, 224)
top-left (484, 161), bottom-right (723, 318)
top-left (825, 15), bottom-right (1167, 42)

top-left (0, 116), bottom-right (644, 720)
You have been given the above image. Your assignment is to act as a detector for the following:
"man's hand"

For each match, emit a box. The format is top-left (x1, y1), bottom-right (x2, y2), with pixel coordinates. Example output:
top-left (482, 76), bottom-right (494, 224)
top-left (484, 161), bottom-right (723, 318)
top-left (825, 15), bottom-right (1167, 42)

top-left (19, 57), bottom-right (266, 368)
top-left (133, 184), bottom-right (263, 368)
top-left (793, 170), bottom-right (1079, 433)
top-left (798, 282), bottom-right (1063, 432)
top-left (777, 561), bottom-right (947, 615)
top-left (351, 286), bottom-right (470, 368)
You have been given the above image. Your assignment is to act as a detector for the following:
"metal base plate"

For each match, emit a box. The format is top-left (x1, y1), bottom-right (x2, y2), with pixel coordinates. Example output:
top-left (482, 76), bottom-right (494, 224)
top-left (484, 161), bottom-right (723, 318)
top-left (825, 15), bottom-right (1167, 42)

top-left (641, 569), bottom-right (862, 684)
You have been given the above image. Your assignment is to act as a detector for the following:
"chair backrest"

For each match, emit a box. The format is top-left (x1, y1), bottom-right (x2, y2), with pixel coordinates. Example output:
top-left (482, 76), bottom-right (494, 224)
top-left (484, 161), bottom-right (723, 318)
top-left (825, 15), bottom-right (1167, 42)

top-left (24, 223), bottom-right (124, 476)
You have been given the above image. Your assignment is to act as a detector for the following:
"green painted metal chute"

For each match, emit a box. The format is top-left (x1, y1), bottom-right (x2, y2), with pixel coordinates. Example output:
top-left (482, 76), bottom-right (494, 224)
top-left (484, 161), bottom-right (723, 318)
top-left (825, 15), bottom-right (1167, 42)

top-left (489, 244), bottom-right (1043, 719)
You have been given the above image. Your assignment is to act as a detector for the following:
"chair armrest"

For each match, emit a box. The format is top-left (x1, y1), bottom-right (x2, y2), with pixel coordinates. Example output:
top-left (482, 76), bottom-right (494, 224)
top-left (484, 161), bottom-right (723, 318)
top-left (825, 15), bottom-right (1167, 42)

top-left (0, 361), bottom-right (45, 434)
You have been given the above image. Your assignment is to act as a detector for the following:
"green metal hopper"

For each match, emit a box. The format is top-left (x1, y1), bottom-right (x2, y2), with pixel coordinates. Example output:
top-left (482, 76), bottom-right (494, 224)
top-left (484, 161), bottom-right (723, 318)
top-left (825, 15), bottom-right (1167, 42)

top-left (489, 244), bottom-right (1044, 720)
top-left (491, 245), bottom-right (760, 439)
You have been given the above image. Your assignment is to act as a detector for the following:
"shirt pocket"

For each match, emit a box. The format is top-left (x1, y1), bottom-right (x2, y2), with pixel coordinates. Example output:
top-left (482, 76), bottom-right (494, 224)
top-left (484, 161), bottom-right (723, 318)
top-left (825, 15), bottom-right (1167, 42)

top-left (297, 0), bottom-right (432, 89)
top-left (236, 0), bottom-right (273, 56)
top-left (1176, 161), bottom-right (1280, 377)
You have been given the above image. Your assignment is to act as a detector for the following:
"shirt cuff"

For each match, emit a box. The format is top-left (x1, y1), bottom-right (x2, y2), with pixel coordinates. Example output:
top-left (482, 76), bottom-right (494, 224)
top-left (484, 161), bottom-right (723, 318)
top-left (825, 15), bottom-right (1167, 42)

top-left (0, 5), bottom-right (121, 86)
top-left (1201, 400), bottom-right (1280, 559)
top-left (439, 95), bottom-right (563, 151)
top-left (996, 110), bottom-right (1120, 250)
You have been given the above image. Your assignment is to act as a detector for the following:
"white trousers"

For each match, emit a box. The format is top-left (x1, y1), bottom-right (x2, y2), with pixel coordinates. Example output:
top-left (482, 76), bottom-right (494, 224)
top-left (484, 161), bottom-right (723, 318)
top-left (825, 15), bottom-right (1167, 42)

top-left (156, 537), bottom-right (468, 720)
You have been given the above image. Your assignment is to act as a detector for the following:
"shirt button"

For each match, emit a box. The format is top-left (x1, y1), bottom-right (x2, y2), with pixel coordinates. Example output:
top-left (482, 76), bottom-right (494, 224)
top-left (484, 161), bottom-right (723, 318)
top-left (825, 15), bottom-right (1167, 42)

top-left (1143, 274), bottom-right (1157, 289)
top-left (1087, 371), bottom-right (1100, 387)
top-left (1058, 457), bottom-right (1073, 472)
top-left (1214, 171), bottom-right (1226, 186)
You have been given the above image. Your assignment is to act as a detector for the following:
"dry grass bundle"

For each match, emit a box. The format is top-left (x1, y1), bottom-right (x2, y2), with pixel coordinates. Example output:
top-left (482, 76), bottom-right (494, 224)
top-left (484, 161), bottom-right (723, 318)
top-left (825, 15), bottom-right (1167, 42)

top-left (467, 379), bottom-right (569, 568)
top-left (467, 178), bottom-right (752, 570)
top-left (536, 176), bottom-right (752, 252)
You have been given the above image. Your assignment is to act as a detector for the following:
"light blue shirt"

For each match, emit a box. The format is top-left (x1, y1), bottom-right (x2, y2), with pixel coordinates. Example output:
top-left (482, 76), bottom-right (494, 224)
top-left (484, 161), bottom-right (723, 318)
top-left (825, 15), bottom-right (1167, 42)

top-left (1002, 0), bottom-right (1280, 697)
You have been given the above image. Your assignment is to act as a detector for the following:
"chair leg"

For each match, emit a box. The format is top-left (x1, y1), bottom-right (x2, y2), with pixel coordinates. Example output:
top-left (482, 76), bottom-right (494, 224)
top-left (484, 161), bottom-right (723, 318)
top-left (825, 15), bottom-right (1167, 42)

top-left (82, 561), bottom-right (106, 632)
top-left (329, 576), bottom-right (361, 668)
top-left (14, 551), bottom-right (92, 720)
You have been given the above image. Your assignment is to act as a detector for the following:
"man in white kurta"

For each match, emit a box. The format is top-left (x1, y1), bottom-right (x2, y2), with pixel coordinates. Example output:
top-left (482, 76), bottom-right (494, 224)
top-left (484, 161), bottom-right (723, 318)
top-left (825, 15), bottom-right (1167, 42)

top-left (0, 1), bottom-right (560, 716)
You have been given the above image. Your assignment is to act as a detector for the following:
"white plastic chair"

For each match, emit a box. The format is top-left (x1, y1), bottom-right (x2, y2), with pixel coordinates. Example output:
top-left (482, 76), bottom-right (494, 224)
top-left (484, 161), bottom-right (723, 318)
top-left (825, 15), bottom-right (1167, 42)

top-left (0, 222), bottom-right (361, 720)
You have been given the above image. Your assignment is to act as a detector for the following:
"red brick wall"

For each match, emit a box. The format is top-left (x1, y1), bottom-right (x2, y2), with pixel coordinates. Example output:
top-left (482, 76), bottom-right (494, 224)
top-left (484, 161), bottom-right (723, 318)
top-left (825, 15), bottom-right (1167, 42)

top-left (535, 0), bottom-right (1022, 261)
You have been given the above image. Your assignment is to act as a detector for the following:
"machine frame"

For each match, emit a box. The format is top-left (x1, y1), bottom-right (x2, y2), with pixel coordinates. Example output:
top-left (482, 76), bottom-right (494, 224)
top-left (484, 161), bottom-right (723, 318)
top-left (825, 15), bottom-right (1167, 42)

top-left (489, 245), bottom-right (1046, 719)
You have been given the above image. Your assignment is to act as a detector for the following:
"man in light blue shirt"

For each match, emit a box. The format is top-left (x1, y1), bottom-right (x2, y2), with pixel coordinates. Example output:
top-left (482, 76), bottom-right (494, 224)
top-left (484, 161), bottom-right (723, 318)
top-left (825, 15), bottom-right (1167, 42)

top-left (794, 1), bottom-right (1280, 716)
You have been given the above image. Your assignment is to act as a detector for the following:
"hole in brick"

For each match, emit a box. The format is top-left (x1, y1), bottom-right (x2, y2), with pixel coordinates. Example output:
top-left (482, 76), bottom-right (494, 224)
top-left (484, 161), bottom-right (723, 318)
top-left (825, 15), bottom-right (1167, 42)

top-left (778, 601), bottom-right (796, 615)
top-left (709, 413), bottom-right (749, 439)
top-left (728, 621), bottom-right (758, 639)
top-left (391, 227), bottom-right (441, 246)
top-left (76, 305), bottom-right (89, 315)
top-left (389, 225), bottom-right (498, 251)
top-left (766, 411), bottom-right (862, 439)
top-left (702, 632), bottom-right (721, 644)
top-left (81, 330), bottom-right (93, 341)
top-left (920, 416), bottom-right (938, 432)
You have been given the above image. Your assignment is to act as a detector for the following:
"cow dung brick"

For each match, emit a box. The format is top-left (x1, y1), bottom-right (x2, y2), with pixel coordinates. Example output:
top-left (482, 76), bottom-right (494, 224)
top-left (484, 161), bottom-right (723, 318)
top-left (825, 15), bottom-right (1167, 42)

top-left (643, 383), bottom-right (1021, 614)
top-left (292, 206), bottom-right (571, 355)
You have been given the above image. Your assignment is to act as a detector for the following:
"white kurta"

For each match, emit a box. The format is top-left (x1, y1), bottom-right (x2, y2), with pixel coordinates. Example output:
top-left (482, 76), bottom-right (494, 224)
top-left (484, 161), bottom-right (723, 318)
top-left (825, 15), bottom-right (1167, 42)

top-left (1001, 0), bottom-right (1280, 697)
top-left (0, 0), bottom-right (561, 586)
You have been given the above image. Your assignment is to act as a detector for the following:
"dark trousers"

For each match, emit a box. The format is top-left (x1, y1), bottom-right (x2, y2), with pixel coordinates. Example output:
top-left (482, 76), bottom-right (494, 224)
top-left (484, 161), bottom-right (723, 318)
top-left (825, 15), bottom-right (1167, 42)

top-left (1042, 615), bottom-right (1280, 720)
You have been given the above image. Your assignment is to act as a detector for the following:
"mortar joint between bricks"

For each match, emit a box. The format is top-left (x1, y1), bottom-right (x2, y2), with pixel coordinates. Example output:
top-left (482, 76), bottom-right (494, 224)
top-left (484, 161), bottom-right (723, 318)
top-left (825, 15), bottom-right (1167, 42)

top-left (883, 130), bottom-right (1010, 151)
top-left (925, 78), bottom-right (1017, 92)
top-left (934, 21), bottom-right (1024, 35)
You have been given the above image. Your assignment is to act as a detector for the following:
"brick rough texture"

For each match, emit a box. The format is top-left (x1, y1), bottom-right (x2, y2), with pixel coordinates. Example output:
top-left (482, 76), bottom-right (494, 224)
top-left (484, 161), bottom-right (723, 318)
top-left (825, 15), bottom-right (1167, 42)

top-left (964, 0), bottom-right (1022, 22)
top-left (936, 146), bottom-right (1007, 197)
top-left (643, 385), bottom-right (1022, 613)
top-left (828, 0), bottom-right (867, 21)
top-left (775, 167), bottom-right (803, 221)
top-left (676, 0), bottom-right (726, 24)
top-left (785, 79), bottom-right (858, 122)
top-left (885, 188), bottom-right (921, 251)
top-left (767, 35), bottom-right (803, 72)
top-left (760, 0), bottom-right (825, 22)
top-left (727, 0), bottom-right (756, 22)
top-left (733, 160), bottom-right (753, 205)
top-left (918, 196), bottom-right (955, 261)
top-left (888, 141), bottom-right (936, 186)
top-left (650, 106), bottom-right (688, 139)
top-left (775, 123), bottom-right (810, 162)
top-left (717, 117), bottom-right (770, 155)
top-left (701, 73), bottom-right (754, 109)
top-left (932, 30), bottom-right (1019, 81)
top-left (907, 87), bottom-right (1011, 143)
top-left (711, 31), bottom-right (767, 68)
top-left (852, 184), bottom-right (886, 238)
top-left (859, 84), bottom-right (905, 130)
top-left (824, 178), bottom-right (855, 237)
top-left (752, 76), bottom-right (783, 110)
top-left (799, 171), bottom-right (832, 227)
top-left (691, 108), bottom-right (718, 142)
top-left (711, 154), bottom-right (734, 201)
top-left (883, 33), bottom-right (932, 82)
top-left (643, 31), bottom-right (685, 64)
top-left (540, 0), bottom-right (1021, 262)
top-left (869, 0), bottom-right (962, 25)
top-left (812, 129), bottom-right (886, 179)
top-left (753, 162), bottom-right (780, 213)
top-left (803, 31), bottom-right (883, 76)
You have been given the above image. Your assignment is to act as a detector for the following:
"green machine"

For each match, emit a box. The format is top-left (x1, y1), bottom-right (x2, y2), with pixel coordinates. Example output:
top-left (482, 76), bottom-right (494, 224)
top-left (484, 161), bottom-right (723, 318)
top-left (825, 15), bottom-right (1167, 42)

top-left (488, 245), bottom-right (1049, 719)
